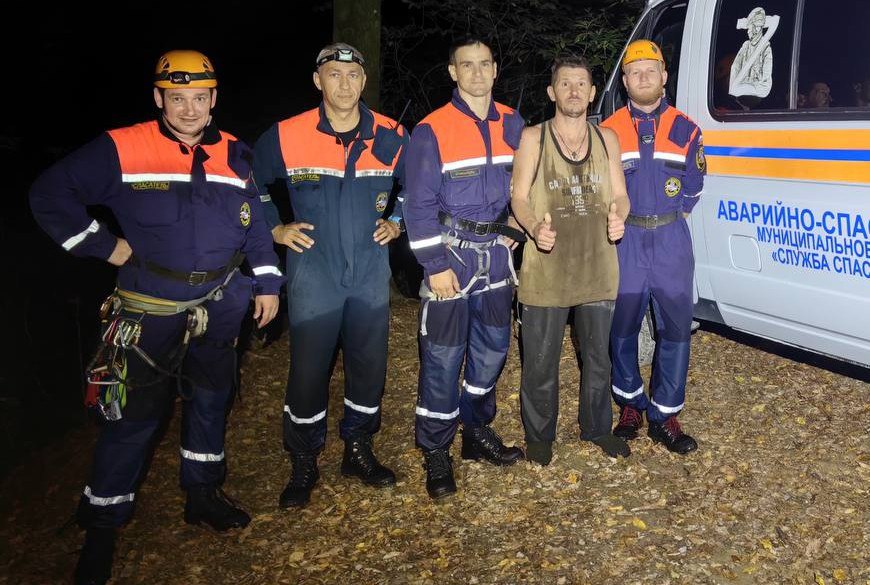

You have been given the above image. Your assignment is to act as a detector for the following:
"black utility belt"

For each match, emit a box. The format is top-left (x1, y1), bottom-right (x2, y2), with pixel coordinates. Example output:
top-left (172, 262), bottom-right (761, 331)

top-left (438, 210), bottom-right (526, 242)
top-left (625, 212), bottom-right (679, 229)
top-left (127, 251), bottom-right (245, 286)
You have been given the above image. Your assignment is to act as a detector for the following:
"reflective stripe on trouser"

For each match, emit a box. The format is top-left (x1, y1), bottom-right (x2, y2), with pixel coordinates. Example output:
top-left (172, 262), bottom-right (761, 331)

top-left (415, 242), bottom-right (514, 451)
top-left (77, 274), bottom-right (250, 528)
top-left (282, 262), bottom-right (390, 453)
top-left (520, 301), bottom-right (615, 443)
top-left (610, 222), bottom-right (694, 424)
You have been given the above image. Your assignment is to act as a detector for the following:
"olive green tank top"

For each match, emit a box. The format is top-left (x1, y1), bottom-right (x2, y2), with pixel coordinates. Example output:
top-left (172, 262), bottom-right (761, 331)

top-left (517, 120), bottom-right (619, 307)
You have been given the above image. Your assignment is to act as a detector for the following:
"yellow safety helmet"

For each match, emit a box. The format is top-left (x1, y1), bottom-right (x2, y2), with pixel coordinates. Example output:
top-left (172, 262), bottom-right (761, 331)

top-left (154, 50), bottom-right (217, 89)
top-left (621, 39), bottom-right (665, 69)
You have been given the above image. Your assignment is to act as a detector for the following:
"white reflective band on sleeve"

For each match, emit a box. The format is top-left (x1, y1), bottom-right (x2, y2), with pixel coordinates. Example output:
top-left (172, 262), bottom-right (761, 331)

top-left (653, 152), bottom-right (687, 163)
top-left (180, 448), bottom-right (225, 462)
top-left (356, 169), bottom-right (394, 178)
top-left (286, 167), bottom-right (345, 178)
top-left (252, 266), bottom-right (283, 276)
top-left (650, 399), bottom-right (684, 414)
top-left (621, 152), bottom-right (641, 161)
top-left (206, 174), bottom-right (248, 189)
top-left (409, 235), bottom-right (443, 250)
top-left (260, 194), bottom-right (272, 202)
top-left (284, 405), bottom-right (327, 424)
top-left (344, 398), bottom-right (379, 414)
top-left (461, 380), bottom-right (493, 396)
top-left (684, 190), bottom-right (702, 198)
top-left (442, 157), bottom-right (487, 172)
top-left (396, 196), bottom-right (405, 202)
top-left (415, 406), bottom-right (460, 420)
top-left (83, 485), bottom-right (135, 507)
top-left (62, 220), bottom-right (100, 251)
top-left (612, 384), bottom-right (644, 399)
top-left (122, 173), bottom-right (191, 183)
top-left (491, 154), bottom-right (514, 165)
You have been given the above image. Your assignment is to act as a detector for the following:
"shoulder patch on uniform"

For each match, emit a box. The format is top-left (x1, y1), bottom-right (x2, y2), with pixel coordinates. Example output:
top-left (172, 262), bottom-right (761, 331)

top-left (375, 191), bottom-right (389, 212)
top-left (668, 115), bottom-right (697, 148)
top-left (664, 176), bottom-right (682, 197)
top-left (239, 201), bottom-right (251, 227)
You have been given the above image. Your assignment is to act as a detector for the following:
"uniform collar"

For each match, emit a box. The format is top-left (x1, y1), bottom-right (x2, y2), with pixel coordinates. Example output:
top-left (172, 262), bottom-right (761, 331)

top-left (157, 116), bottom-right (221, 146)
top-left (451, 88), bottom-right (500, 122)
top-left (316, 101), bottom-right (376, 140)
top-left (628, 96), bottom-right (669, 120)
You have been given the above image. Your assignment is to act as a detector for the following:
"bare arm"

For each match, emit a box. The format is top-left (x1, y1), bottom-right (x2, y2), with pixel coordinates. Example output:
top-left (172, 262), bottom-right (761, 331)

top-left (510, 125), bottom-right (557, 250)
top-left (601, 127), bottom-right (630, 241)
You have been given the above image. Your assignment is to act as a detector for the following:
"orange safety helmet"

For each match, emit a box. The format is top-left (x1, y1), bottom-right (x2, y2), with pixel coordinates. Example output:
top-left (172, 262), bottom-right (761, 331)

top-left (154, 50), bottom-right (217, 89)
top-left (621, 40), bottom-right (665, 70)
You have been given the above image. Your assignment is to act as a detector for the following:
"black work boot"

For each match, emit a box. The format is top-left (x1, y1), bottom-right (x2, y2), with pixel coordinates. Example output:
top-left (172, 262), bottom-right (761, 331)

top-left (423, 448), bottom-right (456, 500)
top-left (279, 451), bottom-right (319, 508)
top-left (341, 435), bottom-right (396, 487)
top-left (460, 425), bottom-right (525, 466)
top-left (613, 405), bottom-right (644, 440)
top-left (648, 416), bottom-right (698, 455)
top-left (74, 527), bottom-right (115, 585)
top-left (184, 485), bottom-right (251, 531)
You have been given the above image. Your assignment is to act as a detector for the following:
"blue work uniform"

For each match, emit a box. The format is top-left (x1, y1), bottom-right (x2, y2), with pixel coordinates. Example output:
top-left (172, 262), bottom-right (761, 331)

top-left (29, 118), bottom-right (284, 527)
top-left (601, 98), bottom-right (705, 423)
top-left (252, 103), bottom-right (407, 454)
top-left (404, 90), bottom-right (524, 451)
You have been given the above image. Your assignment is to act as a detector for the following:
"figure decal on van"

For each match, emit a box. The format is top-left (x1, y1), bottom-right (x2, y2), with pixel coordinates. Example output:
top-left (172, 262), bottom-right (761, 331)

top-left (729, 7), bottom-right (779, 99)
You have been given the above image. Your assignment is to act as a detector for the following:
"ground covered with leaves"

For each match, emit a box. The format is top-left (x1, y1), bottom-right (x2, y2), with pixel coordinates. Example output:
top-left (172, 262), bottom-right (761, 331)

top-left (1, 297), bottom-right (867, 584)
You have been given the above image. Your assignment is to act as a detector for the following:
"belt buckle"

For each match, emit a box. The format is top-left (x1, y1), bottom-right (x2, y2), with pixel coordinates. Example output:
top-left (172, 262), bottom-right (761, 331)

top-left (188, 271), bottom-right (208, 286)
top-left (473, 222), bottom-right (489, 237)
top-left (648, 214), bottom-right (659, 229)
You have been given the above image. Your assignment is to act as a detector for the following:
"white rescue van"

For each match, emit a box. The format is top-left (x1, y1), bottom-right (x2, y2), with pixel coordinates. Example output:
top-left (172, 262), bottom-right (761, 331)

top-left (594, 0), bottom-right (870, 367)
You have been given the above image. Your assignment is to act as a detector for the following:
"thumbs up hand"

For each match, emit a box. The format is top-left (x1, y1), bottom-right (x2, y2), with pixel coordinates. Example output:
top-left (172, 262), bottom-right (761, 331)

top-left (607, 202), bottom-right (625, 242)
top-left (533, 212), bottom-right (557, 251)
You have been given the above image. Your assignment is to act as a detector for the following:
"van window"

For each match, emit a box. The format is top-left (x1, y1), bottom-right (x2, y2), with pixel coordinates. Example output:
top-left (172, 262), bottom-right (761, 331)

top-left (797, 0), bottom-right (870, 111)
top-left (711, 0), bottom-right (796, 115)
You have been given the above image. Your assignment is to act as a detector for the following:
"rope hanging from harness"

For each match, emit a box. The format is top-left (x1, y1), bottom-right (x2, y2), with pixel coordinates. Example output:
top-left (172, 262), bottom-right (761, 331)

top-left (84, 256), bottom-right (242, 421)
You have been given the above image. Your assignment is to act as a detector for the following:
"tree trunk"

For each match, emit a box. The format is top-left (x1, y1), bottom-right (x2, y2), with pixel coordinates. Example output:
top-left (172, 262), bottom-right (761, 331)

top-left (334, 0), bottom-right (381, 111)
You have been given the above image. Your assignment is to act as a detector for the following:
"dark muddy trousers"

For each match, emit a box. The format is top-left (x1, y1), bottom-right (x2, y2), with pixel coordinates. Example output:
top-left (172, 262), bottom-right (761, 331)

top-left (520, 301), bottom-right (615, 443)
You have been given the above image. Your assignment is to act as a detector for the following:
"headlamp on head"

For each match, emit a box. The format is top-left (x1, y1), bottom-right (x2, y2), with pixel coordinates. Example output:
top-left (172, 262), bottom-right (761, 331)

top-left (315, 45), bottom-right (365, 69)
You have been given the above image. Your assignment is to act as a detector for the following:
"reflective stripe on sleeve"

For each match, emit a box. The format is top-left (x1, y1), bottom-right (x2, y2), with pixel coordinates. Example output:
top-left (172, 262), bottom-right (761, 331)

top-left (409, 235), bottom-right (442, 250)
top-left (62, 220), bottom-right (100, 251)
top-left (252, 266), bottom-right (283, 276)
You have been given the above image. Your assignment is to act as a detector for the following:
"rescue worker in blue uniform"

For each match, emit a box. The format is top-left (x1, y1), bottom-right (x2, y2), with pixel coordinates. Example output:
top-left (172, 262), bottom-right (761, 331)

top-left (29, 50), bottom-right (283, 585)
top-left (404, 37), bottom-right (526, 499)
top-left (601, 40), bottom-right (704, 454)
top-left (252, 43), bottom-right (407, 508)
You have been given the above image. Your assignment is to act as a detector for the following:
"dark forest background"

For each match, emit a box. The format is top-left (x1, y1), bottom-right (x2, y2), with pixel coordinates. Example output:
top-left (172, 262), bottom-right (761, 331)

top-left (0, 0), bottom-right (643, 475)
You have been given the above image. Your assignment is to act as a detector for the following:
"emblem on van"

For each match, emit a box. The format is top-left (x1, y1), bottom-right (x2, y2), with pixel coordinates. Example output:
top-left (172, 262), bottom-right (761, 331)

top-left (240, 202), bottom-right (251, 227)
top-left (664, 177), bottom-right (682, 197)
top-left (375, 191), bottom-right (389, 212)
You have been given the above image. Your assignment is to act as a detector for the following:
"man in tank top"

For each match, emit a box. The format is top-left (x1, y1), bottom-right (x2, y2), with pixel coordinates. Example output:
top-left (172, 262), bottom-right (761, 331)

top-left (511, 55), bottom-right (631, 465)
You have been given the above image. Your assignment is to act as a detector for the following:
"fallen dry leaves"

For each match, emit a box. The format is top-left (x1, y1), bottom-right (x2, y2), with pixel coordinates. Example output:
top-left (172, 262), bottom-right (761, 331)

top-left (0, 298), bottom-right (867, 584)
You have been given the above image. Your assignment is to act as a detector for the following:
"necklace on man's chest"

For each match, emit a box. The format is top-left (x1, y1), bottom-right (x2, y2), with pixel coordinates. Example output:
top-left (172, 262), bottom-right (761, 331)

top-left (553, 123), bottom-right (589, 161)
